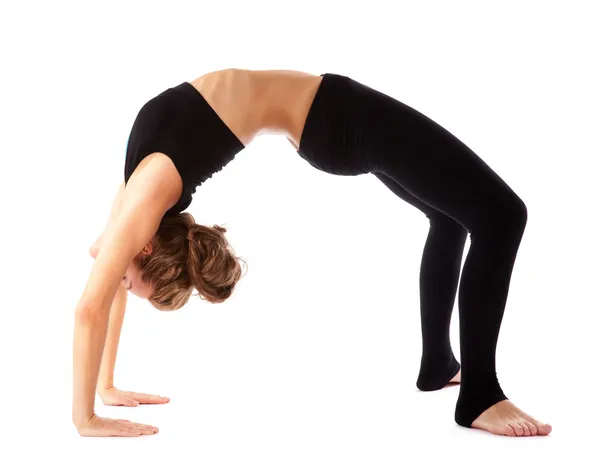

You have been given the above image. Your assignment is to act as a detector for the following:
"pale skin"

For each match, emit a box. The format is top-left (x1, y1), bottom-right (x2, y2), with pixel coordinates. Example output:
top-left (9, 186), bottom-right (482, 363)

top-left (74, 68), bottom-right (551, 437)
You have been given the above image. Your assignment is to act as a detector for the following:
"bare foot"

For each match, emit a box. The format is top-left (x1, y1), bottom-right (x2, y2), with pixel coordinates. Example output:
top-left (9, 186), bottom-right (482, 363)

top-left (440, 368), bottom-right (461, 388)
top-left (471, 400), bottom-right (552, 436)
top-left (449, 368), bottom-right (461, 384)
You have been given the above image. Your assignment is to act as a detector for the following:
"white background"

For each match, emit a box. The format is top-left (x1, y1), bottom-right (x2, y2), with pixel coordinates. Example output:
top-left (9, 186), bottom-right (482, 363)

top-left (1, 0), bottom-right (598, 474)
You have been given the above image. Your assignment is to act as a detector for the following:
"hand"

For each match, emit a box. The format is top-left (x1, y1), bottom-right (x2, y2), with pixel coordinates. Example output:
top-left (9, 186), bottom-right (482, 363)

top-left (98, 386), bottom-right (171, 406)
top-left (76, 414), bottom-right (159, 437)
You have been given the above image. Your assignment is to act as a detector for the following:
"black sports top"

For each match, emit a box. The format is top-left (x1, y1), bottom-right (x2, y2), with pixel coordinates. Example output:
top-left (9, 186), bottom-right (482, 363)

top-left (124, 81), bottom-right (246, 215)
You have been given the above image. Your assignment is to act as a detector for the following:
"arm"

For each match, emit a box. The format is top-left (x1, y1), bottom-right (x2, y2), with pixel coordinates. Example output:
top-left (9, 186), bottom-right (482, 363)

top-left (89, 181), bottom-right (131, 395)
top-left (73, 198), bottom-right (162, 432)
top-left (96, 284), bottom-right (127, 392)
top-left (96, 283), bottom-right (170, 406)
top-left (89, 183), bottom-right (132, 399)
top-left (73, 153), bottom-right (182, 436)
top-left (90, 181), bottom-right (126, 258)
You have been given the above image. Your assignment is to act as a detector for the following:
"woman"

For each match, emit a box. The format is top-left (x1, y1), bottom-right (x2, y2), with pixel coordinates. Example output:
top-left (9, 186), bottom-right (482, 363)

top-left (73, 68), bottom-right (552, 438)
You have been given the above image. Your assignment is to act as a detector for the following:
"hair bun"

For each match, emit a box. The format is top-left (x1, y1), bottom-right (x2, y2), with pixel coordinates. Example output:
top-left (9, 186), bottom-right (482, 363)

top-left (213, 224), bottom-right (227, 233)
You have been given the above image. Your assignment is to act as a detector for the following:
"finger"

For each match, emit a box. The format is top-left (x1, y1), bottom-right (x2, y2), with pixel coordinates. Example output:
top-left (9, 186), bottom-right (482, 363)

top-left (116, 419), bottom-right (157, 430)
top-left (125, 392), bottom-right (170, 404)
top-left (117, 429), bottom-right (142, 437)
top-left (104, 396), bottom-right (139, 407)
top-left (137, 395), bottom-right (171, 404)
top-left (126, 423), bottom-right (159, 432)
top-left (139, 428), bottom-right (159, 435)
top-left (114, 397), bottom-right (139, 407)
top-left (121, 420), bottom-right (159, 431)
top-left (122, 391), bottom-right (166, 400)
top-left (119, 424), bottom-right (158, 435)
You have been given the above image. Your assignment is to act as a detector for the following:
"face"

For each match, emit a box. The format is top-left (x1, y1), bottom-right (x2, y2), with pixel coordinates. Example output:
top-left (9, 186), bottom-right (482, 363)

top-left (122, 258), bottom-right (154, 299)
top-left (91, 240), bottom-right (155, 299)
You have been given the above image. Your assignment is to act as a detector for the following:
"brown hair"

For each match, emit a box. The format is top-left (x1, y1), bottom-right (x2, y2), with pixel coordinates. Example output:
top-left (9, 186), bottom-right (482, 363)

top-left (134, 212), bottom-right (247, 311)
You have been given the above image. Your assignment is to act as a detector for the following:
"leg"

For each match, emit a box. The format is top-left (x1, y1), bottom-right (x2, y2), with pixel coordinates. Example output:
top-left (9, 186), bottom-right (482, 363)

top-left (374, 172), bottom-right (464, 391)
top-left (373, 133), bottom-right (521, 427)
top-left (296, 73), bottom-right (551, 435)
top-left (360, 91), bottom-right (551, 435)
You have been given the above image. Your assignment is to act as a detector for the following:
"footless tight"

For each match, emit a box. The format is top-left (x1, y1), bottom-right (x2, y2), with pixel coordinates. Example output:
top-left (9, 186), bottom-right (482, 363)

top-left (297, 73), bottom-right (528, 427)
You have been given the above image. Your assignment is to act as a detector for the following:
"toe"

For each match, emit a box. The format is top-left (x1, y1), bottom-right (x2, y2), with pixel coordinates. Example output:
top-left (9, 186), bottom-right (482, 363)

top-left (512, 422), bottom-right (524, 436)
top-left (538, 423), bottom-right (552, 435)
top-left (530, 418), bottom-right (552, 435)
top-left (524, 420), bottom-right (537, 436)
top-left (520, 420), bottom-right (531, 436)
top-left (505, 423), bottom-right (516, 436)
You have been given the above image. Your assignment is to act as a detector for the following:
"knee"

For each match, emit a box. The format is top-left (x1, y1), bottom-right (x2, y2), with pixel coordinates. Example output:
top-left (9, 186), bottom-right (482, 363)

top-left (483, 193), bottom-right (528, 234)
top-left (505, 194), bottom-right (528, 232)
top-left (427, 211), bottom-right (468, 237)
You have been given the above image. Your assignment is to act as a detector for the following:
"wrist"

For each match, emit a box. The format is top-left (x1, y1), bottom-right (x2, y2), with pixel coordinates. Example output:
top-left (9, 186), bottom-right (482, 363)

top-left (72, 410), bottom-right (95, 428)
top-left (97, 381), bottom-right (114, 393)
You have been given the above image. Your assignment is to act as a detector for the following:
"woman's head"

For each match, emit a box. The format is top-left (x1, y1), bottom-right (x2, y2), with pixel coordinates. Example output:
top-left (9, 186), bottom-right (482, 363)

top-left (126, 213), bottom-right (247, 311)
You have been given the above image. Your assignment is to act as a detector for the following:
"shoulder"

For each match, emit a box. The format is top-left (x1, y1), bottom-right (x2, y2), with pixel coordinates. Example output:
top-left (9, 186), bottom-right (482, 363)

top-left (125, 152), bottom-right (184, 214)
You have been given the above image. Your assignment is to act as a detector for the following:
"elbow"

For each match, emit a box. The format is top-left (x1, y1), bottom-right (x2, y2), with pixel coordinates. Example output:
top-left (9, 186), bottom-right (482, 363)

top-left (74, 301), bottom-right (102, 323)
top-left (89, 243), bottom-right (99, 259)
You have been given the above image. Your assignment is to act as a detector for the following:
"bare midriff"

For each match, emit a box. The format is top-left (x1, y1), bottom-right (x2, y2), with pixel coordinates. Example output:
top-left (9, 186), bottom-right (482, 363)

top-left (188, 68), bottom-right (324, 151)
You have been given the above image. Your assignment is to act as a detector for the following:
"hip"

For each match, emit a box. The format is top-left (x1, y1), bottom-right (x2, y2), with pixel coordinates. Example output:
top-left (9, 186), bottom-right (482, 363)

top-left (296, 73), bottom-right (463, 176)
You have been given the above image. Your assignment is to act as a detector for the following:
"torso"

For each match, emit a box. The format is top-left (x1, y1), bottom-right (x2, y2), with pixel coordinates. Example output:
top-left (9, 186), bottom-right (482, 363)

top-left (125, 69), bottom-right (323, 216)
top-left (187, 68), bottom-right (323, 151)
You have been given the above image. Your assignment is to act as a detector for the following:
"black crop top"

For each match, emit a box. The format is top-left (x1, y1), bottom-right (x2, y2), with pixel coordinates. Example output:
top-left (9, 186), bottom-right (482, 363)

top-left (124, 81), bottom-right (246, 215)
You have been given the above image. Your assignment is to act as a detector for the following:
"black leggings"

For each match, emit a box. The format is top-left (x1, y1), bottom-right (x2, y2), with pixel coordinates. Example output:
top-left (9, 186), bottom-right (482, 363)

top-left (297, 73), bottom-right (528, 427)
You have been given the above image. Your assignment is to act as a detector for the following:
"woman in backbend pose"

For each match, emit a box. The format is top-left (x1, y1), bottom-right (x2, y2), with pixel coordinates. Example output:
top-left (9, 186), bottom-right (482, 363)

top-left (73, 68), bottom-right (552, 438)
